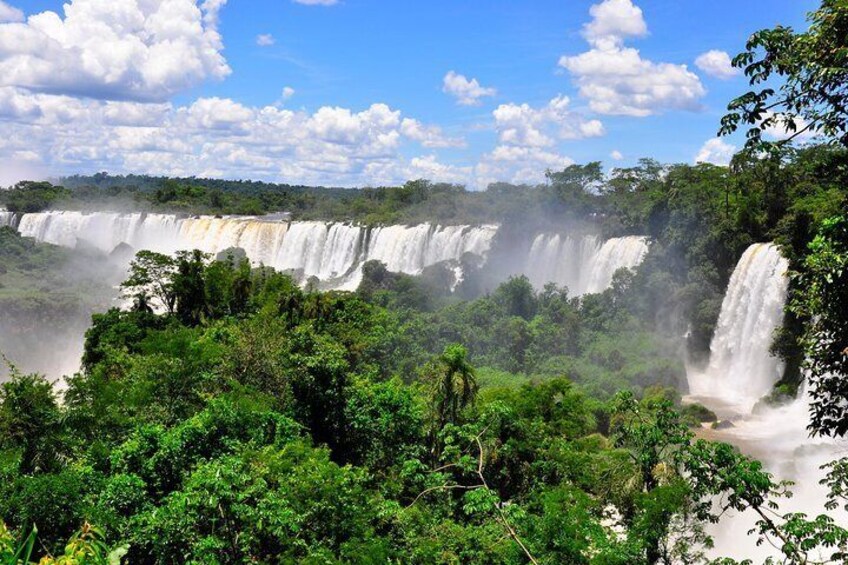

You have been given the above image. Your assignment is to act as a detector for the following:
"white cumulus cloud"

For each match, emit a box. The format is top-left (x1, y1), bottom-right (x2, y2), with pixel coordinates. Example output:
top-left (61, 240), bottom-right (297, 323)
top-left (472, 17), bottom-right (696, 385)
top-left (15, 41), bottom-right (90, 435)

top-left (695, 50), bottom-right (739, 80)
top-left (0, 88), bottom-right (471, 187)
top-left (583, 0), bottom-right (647, 48)
top-left (407, 155), bottom-right (472, 184)
top-left (400, 118), bottom-right (465, 148)
top-left (475, 146), bottom-right (574, 189)
top-left (464, 95), bottom-right (600, 188)
top-left (0, 0), bottom-right (230, 102)
top-left (493, 95), bottom-right (605, 147)
top-left (610, 150), bottom-right (623, 160)
top-left (0, 1), bottom-right (23, 23)
top-left (559, 0), bottom-right (705, 117)
top-left (443, 71), bottom-right (496, 106)
top-left (695, 138), bottom-right (735, 166)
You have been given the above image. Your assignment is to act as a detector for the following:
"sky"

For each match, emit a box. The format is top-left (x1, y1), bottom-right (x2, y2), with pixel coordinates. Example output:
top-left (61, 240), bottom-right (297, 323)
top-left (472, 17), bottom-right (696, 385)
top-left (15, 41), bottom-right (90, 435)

top-left (0, 0), bottom-right (818, 188)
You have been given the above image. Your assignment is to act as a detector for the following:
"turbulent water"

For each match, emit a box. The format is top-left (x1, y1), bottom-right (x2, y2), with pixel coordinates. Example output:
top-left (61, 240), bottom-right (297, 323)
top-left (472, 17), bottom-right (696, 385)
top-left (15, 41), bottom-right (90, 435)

top-left (16, 211), bottom-right (499, 290)
top-left (687, 243), bottom-right (848, 561)
top-left (524, 233), bottom-right (649, 296)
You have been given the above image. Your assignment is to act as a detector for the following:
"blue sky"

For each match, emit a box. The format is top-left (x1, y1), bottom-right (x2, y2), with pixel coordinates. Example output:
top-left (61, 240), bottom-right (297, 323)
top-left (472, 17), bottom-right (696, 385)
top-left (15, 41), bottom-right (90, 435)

top-left (0, 0), bottom-right (818, 188)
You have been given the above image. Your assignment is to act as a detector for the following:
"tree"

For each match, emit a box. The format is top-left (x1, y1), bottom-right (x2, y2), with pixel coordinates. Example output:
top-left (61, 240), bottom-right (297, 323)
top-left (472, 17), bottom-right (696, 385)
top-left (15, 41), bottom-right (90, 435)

top-left (720, 1), bottom-right (848, 150)
top-left (610, 392), bottom-right (699, 564)
top-left (0, 372), bottom-right (63, 474)
top-left (120, 251), bottom-right (177, 315)
top-left (172, 249), bottom-right (210, 325)
top-left (430, 344), bottom-right (478, 431)
top-left (789, 215), bottom-right (848, 437)
top-left (492, 276), bottom-right (538, 320)
top-left (1, 181), bottom-right (71, 213)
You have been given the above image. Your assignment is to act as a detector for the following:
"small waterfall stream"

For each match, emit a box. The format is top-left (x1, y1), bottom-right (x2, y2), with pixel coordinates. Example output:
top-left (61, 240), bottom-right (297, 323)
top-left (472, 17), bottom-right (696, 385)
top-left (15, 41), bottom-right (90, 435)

top-left (0, 210), bottom-right (16, 228)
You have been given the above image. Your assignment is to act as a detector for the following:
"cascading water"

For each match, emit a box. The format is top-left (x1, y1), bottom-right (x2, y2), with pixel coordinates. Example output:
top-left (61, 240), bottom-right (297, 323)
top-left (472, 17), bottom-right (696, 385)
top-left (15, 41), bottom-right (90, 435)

top-left (272, 222), bottom-right (363, 283)
top-left (365, 224), bottom-right (496, 275)
top-left (0, 210), bottom-right (15, 228)
top-left (14, 211), bottom-right (499, 291)
top-left (687, 243), bottom-right (848, 561)
top-left (687, 243), bottom-right (790, 413)
top-left (15, 211), bottom-right (653, 296)
top-left (524, 233), bottom-right (649, 296)
top-left (585, 236), bottom-right (651, 294)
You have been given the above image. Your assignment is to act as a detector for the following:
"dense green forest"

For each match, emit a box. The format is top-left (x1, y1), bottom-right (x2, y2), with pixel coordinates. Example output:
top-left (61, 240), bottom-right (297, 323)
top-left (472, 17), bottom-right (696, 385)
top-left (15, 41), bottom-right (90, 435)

top-left (3, 1), bottom-right (848, 563)
top-left (1, 229), bottom-right (847, 563)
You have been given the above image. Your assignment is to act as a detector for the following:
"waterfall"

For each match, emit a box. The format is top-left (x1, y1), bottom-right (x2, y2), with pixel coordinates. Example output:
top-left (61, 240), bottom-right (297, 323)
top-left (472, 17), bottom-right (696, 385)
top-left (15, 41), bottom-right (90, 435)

top-left (524, 234), bottom-right (649, 296)
top-left (0, 210), bottom-right (15, 228)
top-left (683, 243), bottom-right (848, 562)
top-left (366, 224), bottom-right (496, 274)
top-left (14, 211), bottom-right (652, 295)
top-left (17, 211), bottom-right (148, 250)
top-left (271, 222), bottom-right (363, 282)
top-left (687, 243), bottom-right (790, 412)
top-left (13, 211), bottom-right (498, 291)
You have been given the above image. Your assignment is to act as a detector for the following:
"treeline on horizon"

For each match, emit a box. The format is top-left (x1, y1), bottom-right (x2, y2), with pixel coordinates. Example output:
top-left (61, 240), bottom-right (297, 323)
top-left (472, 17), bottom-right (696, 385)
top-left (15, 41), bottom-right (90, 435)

top-left (1, 144), bottom-right (846, 238)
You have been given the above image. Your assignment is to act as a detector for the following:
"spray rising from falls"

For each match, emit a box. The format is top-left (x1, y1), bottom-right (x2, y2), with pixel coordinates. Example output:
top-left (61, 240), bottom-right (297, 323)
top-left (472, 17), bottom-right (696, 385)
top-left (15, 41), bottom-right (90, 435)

top-left (687, 243), bottom-right (790, 412)
top-left (524, 233), bottom-right (650, 296)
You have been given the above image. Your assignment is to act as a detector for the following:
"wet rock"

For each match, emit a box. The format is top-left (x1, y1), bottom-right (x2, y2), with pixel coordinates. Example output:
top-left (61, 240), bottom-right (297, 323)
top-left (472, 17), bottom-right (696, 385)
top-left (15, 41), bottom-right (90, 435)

top-left (711, 420), bottom-right (735, 430)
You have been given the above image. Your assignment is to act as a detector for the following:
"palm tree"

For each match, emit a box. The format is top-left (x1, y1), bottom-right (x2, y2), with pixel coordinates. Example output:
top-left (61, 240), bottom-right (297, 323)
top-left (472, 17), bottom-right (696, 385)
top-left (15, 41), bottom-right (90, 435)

top-left (432, 344), bottom-right (478, 429)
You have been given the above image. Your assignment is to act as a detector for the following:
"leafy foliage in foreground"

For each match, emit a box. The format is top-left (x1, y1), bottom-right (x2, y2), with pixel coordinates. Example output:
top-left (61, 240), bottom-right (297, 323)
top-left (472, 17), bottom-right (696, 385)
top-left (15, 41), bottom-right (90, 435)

top-left (721, 0), bottom-right (848, 150)
top-left (0, 521), bottom-right (122, 565)
top-left (1, 247), bottom-right (846, 564)
top-left (790, 216), bottom-right (848, 437)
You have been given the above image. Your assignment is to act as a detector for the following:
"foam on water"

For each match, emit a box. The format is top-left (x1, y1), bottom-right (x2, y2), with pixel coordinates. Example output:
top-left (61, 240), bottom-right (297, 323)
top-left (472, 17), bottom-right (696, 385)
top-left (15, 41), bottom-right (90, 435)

top-left (688, 243), bottom-right (790, 413)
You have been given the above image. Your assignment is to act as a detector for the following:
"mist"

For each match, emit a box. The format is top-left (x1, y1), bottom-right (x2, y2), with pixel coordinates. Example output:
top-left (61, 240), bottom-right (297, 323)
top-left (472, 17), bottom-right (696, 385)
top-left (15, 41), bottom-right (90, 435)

top-left (0, 225), bottom-right (124, 383)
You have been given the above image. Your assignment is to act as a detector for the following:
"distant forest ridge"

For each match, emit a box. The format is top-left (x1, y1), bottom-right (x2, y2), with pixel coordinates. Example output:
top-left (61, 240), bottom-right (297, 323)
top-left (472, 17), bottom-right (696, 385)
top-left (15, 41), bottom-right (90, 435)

top-left (58, 172), bottom-right (350, 196)
top-left (1, 147), bottom-right (846, 238)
